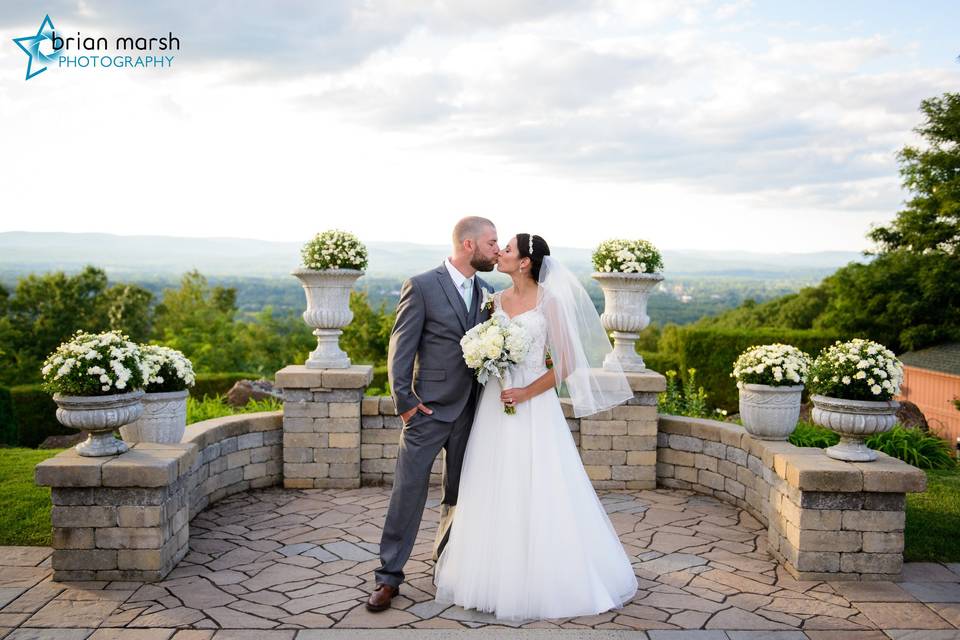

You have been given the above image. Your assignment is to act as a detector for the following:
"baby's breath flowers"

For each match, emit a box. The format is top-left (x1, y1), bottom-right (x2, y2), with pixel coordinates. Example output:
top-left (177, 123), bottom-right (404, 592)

top-left (808, 338), bottom-right (903, 401)
top-left (41, 330), bottom-right (145, 396)
top-left (592, 239), bottom-right (663, 274)
top-left (301, 230), bottom-right (368, 271)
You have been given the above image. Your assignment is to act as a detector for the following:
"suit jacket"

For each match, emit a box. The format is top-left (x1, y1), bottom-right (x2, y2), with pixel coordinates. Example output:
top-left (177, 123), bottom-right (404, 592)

top-left (388, 262), bottom-right (495, 423)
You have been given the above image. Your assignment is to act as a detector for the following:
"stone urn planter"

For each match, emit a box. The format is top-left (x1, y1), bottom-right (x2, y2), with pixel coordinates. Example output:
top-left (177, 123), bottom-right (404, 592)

top-left (811, 394), bottom-right (900, 462)
top-left (119, 389), bottom-right (189, 444)
top-left (53, 390), bottom-right (144, 456)
top-left (739, 383), bottom-right (803, 440)
top-left (293, 268), bottom-right (363, 369)
top-left (592, 271), bottom-right (664, 372)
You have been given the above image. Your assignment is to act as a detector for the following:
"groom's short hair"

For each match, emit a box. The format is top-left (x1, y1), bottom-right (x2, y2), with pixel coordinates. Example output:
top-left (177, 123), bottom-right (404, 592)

top-left (453, 216), bottom-right (495, 247)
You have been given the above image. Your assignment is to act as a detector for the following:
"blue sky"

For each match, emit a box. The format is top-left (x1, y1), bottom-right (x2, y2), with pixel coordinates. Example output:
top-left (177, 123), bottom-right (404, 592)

top-left (0, 1), bottom-right (956, 253)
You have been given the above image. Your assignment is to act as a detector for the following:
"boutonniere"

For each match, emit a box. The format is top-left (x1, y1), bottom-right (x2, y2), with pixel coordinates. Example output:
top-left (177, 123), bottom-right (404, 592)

top-left (481, 289), bottom-right (495, 314)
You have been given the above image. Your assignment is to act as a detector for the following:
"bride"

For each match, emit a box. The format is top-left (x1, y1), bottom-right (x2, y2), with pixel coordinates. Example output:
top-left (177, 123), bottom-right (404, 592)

top-left (433, 233), bottom-right (639, 621)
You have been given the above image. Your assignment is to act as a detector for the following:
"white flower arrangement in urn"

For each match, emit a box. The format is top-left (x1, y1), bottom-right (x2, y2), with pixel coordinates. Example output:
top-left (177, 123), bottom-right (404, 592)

top-left (120, 345), bottom-right (196, 445)
top-left (590, 239), bottom-right (664, 371)
top-left (41, 330), bottom-right (147, 456)
top-left (731, 343), bottom-right (811, 440)
top-left (808, 338), bottom-right (904, 462)
top-left (294, 230), bottom-right (369, 369)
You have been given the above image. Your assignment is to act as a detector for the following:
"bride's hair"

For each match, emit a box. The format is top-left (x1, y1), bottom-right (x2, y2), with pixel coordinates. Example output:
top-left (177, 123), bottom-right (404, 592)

top-left (517, 233), bottom-right (551, 280)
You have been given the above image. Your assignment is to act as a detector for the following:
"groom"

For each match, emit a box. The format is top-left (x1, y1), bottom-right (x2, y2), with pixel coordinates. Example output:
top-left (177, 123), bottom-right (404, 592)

top-left (367, 216), bottom-right (499, 612)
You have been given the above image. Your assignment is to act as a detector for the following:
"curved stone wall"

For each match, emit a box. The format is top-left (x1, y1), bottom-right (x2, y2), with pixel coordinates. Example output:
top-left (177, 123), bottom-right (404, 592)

top-left (657, 415), bottom-right (926, 580)
top-left (36, 411), bottom-right (282, 582)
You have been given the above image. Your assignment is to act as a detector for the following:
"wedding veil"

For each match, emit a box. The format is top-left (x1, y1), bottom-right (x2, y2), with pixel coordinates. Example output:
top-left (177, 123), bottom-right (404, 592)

top-left (537, 255), bottom-right (633, 417)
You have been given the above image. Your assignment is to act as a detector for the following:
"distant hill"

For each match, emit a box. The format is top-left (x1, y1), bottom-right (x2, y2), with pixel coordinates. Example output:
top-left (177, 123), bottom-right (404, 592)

top-left (0, 231), bottom-right (868, 280)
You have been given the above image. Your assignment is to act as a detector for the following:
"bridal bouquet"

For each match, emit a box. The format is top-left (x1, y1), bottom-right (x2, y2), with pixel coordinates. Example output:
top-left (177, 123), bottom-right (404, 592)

top-left (460, 316), bottom-right (531, 414)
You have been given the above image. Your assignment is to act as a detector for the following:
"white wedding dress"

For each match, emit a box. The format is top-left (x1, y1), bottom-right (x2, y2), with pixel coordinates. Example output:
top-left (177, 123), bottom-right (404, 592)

top-left (433, 294), bottom-right (638, 621)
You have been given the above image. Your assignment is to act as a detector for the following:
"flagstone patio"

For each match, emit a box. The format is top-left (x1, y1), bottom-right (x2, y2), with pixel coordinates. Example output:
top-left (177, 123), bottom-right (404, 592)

top-left (2, 486), bottom-right (960, 639)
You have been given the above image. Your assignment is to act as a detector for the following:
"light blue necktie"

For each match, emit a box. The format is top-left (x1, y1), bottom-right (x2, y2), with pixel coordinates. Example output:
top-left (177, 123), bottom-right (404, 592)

top-left (462, 278), bottom-right (473, 310)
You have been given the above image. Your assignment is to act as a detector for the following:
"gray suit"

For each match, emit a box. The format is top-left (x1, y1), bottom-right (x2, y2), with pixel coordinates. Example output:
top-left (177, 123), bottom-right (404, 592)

top-left (375, 263), bottom-right (494, 588)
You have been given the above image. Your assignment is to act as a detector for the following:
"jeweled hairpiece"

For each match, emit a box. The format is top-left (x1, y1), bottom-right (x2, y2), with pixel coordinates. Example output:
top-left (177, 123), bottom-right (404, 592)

top-left (528, 234), bottom-right (534, 256)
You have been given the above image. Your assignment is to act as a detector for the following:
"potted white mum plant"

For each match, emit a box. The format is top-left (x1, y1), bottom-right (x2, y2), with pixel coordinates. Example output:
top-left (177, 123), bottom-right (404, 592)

top-left (120, 345), bottom-right (195, 444)
top-left (41, 330), bottom-right (146, 456)
top-left (590, 239), bottom-right (664, 371)
top-left (808, 338), bottom-right (903, 462)
top-left (293, 230), bottom-right (368, 369)
top-left (732, 343), bottom-right (810, 440)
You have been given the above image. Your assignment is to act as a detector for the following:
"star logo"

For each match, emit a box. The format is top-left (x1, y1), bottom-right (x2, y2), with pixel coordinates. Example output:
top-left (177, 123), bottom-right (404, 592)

top-left (13, 15), bottom-right (60, 81)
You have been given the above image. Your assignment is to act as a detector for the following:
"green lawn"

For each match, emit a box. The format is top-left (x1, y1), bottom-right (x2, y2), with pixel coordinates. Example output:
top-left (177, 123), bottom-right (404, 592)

top-left (0, 447), bottom-right (64, 546)
top-left (905, 467), bottom-right (960, 562)
top-left (1, 447), bottom-right (959, 562)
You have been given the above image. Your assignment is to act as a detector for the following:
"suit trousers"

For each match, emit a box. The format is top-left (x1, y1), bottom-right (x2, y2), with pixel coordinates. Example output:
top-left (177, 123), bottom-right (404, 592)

top-left (374, 403), bottom-right (474, 588)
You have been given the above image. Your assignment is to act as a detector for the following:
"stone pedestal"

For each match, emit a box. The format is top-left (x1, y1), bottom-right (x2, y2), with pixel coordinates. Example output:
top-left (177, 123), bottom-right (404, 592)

top-left (276, 364), bottom-right (372, 489)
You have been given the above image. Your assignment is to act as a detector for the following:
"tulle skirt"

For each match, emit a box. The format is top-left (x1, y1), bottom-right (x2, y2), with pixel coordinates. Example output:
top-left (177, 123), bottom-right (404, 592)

top-left (433, 367), bottom-right (638, 621)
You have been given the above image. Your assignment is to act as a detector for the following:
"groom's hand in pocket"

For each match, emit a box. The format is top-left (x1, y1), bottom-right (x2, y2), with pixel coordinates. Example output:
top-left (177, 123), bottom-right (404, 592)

top-left (401, 403), bottom-right (433, 425)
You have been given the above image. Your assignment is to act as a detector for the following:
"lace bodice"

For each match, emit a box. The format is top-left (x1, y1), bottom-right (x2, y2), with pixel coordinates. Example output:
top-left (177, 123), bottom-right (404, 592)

top-left (493, 293), bottom-right (548, 375)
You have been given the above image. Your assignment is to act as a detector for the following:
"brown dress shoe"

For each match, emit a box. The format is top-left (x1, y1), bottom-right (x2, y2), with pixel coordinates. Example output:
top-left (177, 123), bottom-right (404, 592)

top-left (365, 583), bottom-right (399, 612)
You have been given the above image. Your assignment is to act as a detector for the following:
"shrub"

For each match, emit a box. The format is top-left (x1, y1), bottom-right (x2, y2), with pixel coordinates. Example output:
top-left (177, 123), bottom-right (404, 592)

top-left (365, 365), bottom-right (388, 396)
top-left (867, 426), bottom-right (956, 470)
top-left (658, 368), bottom-right (722, 419)
top-left (11, 384), bottom-right (68, 448)
top-left (789, 420), bottom-right (839, 448)
top-left (301, 230), bottom-right (368, 271)
top-left (675, 326), bottom-right (845, 412)
top-left (808, 338), bottom-right (903, 401)
top-left (190, 372), bottom-right (261, 400)
top-left (0, 386), bottom-right (14, 446)
top-left (187, 395), bottom-right (282, 425)
top-left (639, 350), bottom-right (680, 375)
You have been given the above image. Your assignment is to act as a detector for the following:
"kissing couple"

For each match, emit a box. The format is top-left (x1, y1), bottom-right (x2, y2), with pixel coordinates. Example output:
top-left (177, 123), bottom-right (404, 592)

top-left (367, 216), bottom-right (638, 621)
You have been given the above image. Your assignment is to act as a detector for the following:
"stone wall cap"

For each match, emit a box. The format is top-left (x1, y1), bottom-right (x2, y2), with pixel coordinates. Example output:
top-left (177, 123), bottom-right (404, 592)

top-left (624, 371), bottom-right (667, 392)
top-left (35, 449), bottom-right (111, 487)
top-left (275, 364), bottom-right (373, 389)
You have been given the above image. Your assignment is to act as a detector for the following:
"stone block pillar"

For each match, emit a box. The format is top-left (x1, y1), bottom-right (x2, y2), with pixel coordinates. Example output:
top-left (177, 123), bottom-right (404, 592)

top-left (35, 443), bottom-right (196, 582)
top-left (276, 364), bottom-right (372, 489)
top-left (575, 370), bottom-right (665, 490)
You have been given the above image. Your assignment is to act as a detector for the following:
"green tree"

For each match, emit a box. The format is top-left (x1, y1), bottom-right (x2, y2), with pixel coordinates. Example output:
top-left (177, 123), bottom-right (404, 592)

top-left (0, 267), bottom-right (153, 386)
top-left (340, 291), bottom-right (394, 365)
top-left (152, 271), bottom-right (244, 372)
top-left (869, 93), bottom-right (960, 255)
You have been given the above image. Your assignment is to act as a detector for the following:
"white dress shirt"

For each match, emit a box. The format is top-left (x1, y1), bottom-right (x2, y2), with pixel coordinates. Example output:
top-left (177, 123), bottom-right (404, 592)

top-left (445, 258), bottom-right (474, 309)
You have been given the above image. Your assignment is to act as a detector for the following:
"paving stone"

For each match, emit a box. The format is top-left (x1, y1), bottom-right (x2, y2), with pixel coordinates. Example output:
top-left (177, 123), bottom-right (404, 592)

top-left (898, 563), bottom-right (960, 582)
top-left (6, 630), bottom-right (98, 640)
top-left (87, 630), bottom-right (175, 640)
top-left (854, 602), bottom-right (953, 629)
top-left (321, 542), bottom-right (376, 562)
top-left (829, 581), bottom-right (916, 602)
top-left (0, 549), bottom-right (52, 568)
top-left (900, 582), bottom-right (960, 603)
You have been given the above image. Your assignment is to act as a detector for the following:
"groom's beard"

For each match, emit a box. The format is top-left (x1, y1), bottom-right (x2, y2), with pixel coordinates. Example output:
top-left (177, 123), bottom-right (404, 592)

top-left (470, 253), bottom-right (497, 272)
